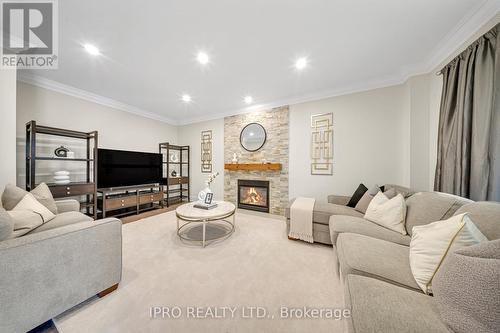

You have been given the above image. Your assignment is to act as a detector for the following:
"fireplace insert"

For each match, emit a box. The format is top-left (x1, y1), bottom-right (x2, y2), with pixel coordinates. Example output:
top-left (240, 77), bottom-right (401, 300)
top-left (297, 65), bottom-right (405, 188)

top-left (237, 179), bottom-right (270, 213)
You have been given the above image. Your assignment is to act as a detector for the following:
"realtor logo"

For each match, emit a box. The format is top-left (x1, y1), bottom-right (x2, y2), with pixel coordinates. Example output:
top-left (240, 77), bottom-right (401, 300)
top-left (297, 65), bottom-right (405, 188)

top-left (1, 0), bottom-right (58, 68)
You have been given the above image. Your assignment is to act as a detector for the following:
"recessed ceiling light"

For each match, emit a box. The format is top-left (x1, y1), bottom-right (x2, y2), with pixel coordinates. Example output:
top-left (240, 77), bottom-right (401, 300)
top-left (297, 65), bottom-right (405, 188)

top-left (83, 43), bottom-right (100, 56)
top-left (196, 52), bottom-right (209, 65)
top-left (244, 96), bottom-right (253, 104)
top-left (181, 94), bottom-right (192, 103)
top-left (295, 57), bottom-right (308, 70)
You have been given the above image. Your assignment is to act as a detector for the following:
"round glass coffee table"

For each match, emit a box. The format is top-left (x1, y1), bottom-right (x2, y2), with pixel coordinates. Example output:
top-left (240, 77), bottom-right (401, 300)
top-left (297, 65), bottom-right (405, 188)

top-left (175, 201), bottom-right (236, 247)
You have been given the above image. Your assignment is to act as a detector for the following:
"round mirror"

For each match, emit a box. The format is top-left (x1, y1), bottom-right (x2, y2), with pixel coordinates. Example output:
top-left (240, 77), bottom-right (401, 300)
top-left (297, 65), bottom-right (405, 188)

top-left (240, 123), bottom-right (267, 152)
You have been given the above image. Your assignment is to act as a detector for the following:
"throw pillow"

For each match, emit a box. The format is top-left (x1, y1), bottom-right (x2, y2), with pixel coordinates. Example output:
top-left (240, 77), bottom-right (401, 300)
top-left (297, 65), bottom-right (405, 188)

top-left (7, 210), bottom-right (44, 237)
top-left (12, 193), bottom-right (56, 223)
top-left (1, 184), bottom-right (27, 210)
top-left (30, 183), bottom-right (58, 214)
top-left (0, 208), bottom-right (14, 241)
top-left (2, 183), bottom-right (58, 214)
top-left (354, 185), bottom-right (397, 214)
top-left (354, 185), bottom-right (382, 213)
top-left (409, 213), bottom-right (487, 294)
top-left (364, 192), bottom-right (406, 234)
top-left (346, 184), bottom-right (368, 208)
top-left (383, 188), bottom-right (397, 199)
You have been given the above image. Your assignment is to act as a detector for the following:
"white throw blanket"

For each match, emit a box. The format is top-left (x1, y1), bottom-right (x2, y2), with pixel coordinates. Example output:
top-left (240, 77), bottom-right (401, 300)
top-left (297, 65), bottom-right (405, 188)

top-left (289, 197), bottom-right (316, 243)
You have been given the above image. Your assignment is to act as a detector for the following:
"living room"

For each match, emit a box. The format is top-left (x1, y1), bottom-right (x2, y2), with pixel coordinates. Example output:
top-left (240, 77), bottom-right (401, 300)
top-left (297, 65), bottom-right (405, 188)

top-left (1, 1), bottom-right (499, 333)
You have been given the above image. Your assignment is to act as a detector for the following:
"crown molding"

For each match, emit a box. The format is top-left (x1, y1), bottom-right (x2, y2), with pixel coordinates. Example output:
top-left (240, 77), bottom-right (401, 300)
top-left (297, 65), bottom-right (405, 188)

top-left (16, 1), bottom-right (499, 126)
top-left (176, 73), bottom-right (405, 126)
top-left (422, 0), bottom-right (500, 73)
top-left (179, 1), bottom-right (499, 125)
top-left (17, 73), bottom-right (178, 125)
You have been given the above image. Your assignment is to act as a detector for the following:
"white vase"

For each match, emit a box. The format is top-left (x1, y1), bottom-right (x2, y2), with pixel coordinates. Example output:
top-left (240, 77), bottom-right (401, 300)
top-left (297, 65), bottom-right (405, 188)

top-left (198, 186), bottom-right (212, 202)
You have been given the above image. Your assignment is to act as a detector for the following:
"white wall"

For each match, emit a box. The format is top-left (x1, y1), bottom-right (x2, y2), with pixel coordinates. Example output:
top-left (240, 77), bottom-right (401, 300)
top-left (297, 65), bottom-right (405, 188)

top-left (289, 84), bottom-right (411, 201)
top-left (0, 68), bottom-right (17, 189)
top-left (16, 82), bottom-right (178, 186)
top-left (407, 74), bottom-right (431, 192)
top-left (178, 119), bottom-right (224, 201)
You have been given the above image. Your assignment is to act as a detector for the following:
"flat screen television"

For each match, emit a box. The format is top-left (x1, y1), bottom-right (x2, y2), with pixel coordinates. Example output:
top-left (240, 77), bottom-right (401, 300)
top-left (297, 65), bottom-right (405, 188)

top-left (97, 148), bottom-right (162, 189)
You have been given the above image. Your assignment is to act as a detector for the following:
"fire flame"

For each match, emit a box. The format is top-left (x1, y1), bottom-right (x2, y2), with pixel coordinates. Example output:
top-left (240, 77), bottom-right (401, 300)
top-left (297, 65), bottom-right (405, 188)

top-left (242, 187), bottom-right (264, 205)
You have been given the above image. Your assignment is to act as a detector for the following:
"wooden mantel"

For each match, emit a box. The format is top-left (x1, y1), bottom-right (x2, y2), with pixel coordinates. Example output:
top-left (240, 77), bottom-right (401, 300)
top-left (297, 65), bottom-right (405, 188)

top-left (224, 163), bottom-right (282, 171)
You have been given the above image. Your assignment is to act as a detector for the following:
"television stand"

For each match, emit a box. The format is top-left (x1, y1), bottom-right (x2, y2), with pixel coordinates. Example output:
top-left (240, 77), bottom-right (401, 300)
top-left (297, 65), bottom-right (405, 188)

top-left (98, 183), bottom-right (164, 218)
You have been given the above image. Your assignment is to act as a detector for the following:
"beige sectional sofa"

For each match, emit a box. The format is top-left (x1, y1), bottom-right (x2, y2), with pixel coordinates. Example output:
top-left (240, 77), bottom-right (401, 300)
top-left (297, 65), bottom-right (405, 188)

top-left (0, 190), bottom-right (122, 333)
top-left (285, 184), bottom-right (415, 244)
top-left (331, 194), bottom-right (500, 333)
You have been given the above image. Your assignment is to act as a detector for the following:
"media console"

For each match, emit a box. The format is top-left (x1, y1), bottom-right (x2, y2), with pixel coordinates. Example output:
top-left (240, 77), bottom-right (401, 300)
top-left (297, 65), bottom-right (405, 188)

top-left (98, 183), bottom-right (164, 218)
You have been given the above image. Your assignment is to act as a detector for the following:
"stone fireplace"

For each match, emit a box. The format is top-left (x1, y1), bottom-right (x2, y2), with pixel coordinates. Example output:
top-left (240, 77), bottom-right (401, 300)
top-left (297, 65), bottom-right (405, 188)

top-left (238, 179), bottom-right (270, 213)
top-left (224, 106), bottom-right (289, 215)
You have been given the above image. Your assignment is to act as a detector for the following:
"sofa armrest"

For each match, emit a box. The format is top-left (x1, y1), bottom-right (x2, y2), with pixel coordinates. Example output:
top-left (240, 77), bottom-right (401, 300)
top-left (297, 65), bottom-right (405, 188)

top-left (55, 199), bottom-right (80, 213)
top-left (327, 195), bottom-right (351, 205)
top-left (0, 218), bottom-right (122, 333)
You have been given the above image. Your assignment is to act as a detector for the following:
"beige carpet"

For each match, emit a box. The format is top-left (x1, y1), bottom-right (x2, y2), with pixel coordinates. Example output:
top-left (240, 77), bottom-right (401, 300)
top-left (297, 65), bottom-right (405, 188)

top-left (54, 210), bottom-right (346, 333)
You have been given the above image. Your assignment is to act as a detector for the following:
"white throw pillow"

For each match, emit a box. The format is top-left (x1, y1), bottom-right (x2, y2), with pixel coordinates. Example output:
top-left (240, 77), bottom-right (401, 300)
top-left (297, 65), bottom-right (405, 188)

top-left (12, 193), bottom-right (56, 223)
top-left (364, 192), bottom-right (407, 235)
top-left (409, 213), bottom-right (487, 294)
top-left (7, 210), bottom-right (44, 237)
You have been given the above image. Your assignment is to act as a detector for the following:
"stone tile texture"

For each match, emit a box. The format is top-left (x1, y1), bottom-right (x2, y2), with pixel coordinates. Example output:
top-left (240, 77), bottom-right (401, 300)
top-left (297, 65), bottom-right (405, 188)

top-left (224, 106), bottom-right (289, 215)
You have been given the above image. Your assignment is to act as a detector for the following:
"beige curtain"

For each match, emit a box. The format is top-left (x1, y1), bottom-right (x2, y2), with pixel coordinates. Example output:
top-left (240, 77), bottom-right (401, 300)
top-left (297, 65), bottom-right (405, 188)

top-left (434, 23), bottom-right (499, 201)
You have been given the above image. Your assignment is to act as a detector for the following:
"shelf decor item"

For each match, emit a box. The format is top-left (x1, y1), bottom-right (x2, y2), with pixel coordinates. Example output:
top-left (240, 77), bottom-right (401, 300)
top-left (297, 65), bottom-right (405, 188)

top-left (54, 146), bottom-right (69, 157)
top-left (53, 171), bottom-right (70, 185)
top-left (26, 121), bottom-right (98, 219)
top-left (311, 113), bottom-right (333, 175)
top-left (159, 142), bottom-right (190, 207)
top-left (197, 172), bottom-right (219, 202)
top-left (170, 152), bottom-right (179, 163)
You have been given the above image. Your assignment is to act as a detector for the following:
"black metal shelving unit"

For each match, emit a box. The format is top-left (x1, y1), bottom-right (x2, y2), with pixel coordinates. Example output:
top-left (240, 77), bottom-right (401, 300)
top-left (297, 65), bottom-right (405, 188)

top-left (159, 143), bottom-right (190, 206)
top-left (26, 121), bottom-right (98, 219)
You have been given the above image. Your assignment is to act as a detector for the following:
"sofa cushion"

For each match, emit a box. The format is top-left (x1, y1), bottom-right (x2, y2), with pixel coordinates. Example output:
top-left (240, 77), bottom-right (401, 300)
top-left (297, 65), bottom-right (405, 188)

top-left (364, 193), bottom-right (406, 235)
top-left (432, 240), bottom-right (500, 333)
top-left (384, 184), bottom-right (414, 198)
top-left (28, 211), bottom-right (93, 234)
top-left (344, 275), bottom-right (448, 333)
top-left (13, 193), bottom-right (56, 223)
top-left (2, 183), bottom-right (58, 214)
top-left (0, 209), bottom-right (14, 241)
top-left (7, 210), bottom-right (44, 237)
top-left (405, 192), bottom-right (473, 235)
top-left (286, 199), bottom-right (362, 225)
top-left (329, 215), bottom-right (411, 246)
top-left (454, 201), bottom-right (500, 240)
top-left (409, 213), bottom-right (487, 294)
top-left (337, 233), bottom-right (420, 290)
top-left (29, 183), bottom-right (58, 214)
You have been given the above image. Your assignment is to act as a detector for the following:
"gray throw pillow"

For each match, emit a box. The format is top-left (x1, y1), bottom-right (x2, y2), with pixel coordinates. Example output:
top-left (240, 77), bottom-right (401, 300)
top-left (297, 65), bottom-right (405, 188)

top-left (354, 185), bottom-right (381, 213)
top-left (30, 183), bottom-right (58, 214)
top-left (2, 183), bottom-right (58, 214)
top-left (0, 208), bottom-right (14, 241)
top-left (1, 184), bottom-right (27, 211)
top-left (384, 188), bottom-right (397, 199)
top-left (355, 186), bottom-right (398, 214)
top-left (432, 240), bottom-right (500, 333)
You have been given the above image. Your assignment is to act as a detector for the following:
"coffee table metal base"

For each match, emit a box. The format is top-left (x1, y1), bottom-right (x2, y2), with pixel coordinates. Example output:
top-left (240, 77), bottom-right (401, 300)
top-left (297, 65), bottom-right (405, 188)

top-left (176, 214), bottom-right (236, 247)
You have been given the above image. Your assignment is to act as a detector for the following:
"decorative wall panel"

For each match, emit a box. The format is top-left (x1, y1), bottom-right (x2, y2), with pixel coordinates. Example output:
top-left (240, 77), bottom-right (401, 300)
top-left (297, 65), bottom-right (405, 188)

top-left (201, 130), bottom-right (212, 173)
top-left (311, 113), bottom-right (333, 175)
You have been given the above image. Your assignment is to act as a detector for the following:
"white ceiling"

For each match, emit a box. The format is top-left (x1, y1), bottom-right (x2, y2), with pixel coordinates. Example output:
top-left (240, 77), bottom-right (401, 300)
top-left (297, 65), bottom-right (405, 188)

top-left (20, 0), bottom-right (499, 125)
